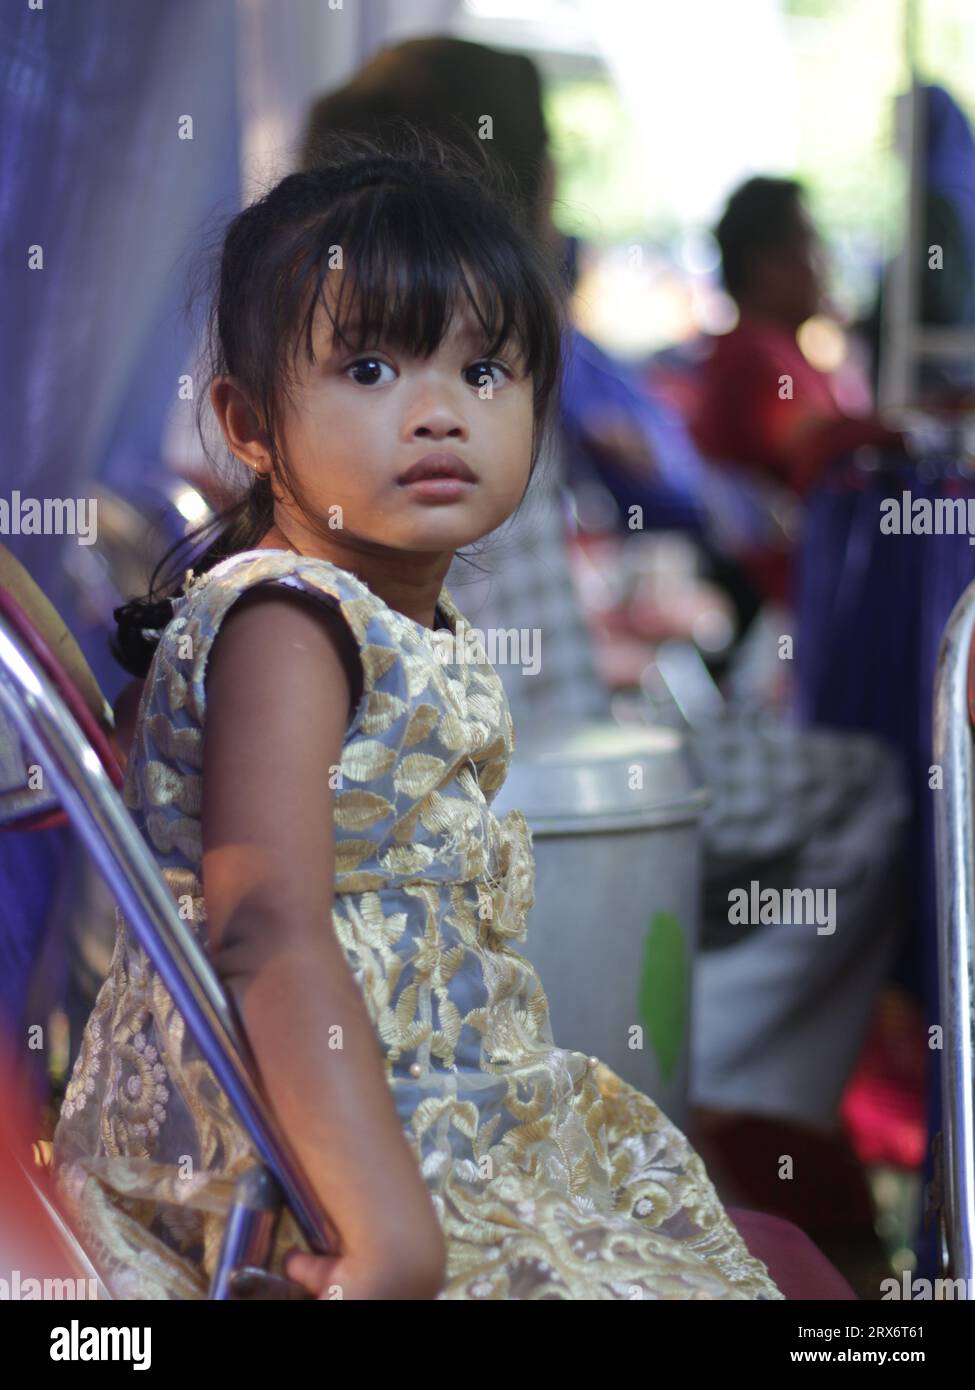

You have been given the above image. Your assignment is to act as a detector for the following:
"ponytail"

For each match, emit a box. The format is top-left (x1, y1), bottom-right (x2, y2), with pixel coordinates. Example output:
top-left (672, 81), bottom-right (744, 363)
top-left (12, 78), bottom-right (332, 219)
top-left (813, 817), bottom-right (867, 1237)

top-left (109, 474), bottom-right (276, 677)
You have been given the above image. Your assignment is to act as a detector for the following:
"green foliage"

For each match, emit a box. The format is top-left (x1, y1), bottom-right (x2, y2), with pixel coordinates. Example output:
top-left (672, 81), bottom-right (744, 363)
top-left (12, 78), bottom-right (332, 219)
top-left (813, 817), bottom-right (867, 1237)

top-left (542, 0), bottom-right (975, 296)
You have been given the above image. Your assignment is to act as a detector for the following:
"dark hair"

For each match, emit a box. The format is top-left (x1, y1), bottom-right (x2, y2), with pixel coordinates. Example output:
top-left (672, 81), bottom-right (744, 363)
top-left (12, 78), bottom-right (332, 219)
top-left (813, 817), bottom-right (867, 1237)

top-left (301, 37), bottom-right (551, 227)
top-left (113, 126), bottom-right (567, 676)
top-left (714, 176), bottom-right (806, 299)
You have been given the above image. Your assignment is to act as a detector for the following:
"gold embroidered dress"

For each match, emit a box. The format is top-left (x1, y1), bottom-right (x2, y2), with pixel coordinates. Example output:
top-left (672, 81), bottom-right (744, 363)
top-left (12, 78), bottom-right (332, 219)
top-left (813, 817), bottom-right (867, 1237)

top-left (53, 549), bottom-right (783, 1300)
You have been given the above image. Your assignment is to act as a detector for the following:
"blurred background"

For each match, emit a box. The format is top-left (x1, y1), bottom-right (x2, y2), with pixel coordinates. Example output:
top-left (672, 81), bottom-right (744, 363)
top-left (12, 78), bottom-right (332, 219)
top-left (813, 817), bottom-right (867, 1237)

top-left (5, 0), bottom-right (975, 1300)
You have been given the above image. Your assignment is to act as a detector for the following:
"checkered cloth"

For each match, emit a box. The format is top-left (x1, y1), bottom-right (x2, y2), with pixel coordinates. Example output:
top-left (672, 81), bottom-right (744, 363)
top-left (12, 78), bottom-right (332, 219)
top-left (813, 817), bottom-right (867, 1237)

top-left (444, 425), bottom-right (908, 1128)
top-left (686, 713), bottom-right (911, 950)
top-left (445, 427), bottom-right (612, 730)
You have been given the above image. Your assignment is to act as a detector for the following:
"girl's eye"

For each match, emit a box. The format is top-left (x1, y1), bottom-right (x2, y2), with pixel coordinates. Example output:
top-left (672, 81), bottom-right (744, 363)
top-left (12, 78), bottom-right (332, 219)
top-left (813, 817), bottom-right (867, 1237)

top-left (346, 357), bottom-right (396, 386)
top-left (464, 360), bottom-right (509, 389)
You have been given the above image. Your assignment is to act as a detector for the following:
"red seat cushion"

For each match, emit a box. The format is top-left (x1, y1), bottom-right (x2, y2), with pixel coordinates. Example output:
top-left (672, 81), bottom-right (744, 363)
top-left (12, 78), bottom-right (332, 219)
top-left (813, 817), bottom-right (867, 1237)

top-left (727, 1206), bottom-right (858, 1299)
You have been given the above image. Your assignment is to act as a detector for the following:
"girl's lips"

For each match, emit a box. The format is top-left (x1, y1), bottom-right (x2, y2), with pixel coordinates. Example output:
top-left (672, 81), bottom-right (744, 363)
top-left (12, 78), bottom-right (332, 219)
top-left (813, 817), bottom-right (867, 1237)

top-left (397, 451), bottom-right (478, 485)
top-left (397, 477), bottom-right (477, 501)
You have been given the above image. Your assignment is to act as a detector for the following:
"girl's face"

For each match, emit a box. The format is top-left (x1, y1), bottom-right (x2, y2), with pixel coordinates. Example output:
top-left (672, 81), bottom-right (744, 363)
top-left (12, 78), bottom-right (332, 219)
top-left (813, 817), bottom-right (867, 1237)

top-left (271, 281), bottom-right (535, 561)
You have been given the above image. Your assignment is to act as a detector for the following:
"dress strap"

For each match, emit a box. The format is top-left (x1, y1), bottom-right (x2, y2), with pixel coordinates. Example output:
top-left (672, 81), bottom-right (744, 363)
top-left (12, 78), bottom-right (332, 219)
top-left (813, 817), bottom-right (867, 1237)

top-left (164, 551), bottom-right (388, 734)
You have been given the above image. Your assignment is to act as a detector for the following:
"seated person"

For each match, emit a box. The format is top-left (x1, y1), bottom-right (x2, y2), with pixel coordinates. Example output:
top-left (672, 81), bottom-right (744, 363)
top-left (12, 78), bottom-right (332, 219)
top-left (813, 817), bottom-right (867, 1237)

top-left (102, 41), bottom-right (895, 1290)
top-left (690, 177), bottom-right (902, 602)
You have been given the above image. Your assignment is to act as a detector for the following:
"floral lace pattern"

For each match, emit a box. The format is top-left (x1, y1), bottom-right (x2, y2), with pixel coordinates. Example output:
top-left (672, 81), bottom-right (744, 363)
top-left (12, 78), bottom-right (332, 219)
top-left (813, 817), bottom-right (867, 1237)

top-left (53, 549), bottom-right (783, 1300)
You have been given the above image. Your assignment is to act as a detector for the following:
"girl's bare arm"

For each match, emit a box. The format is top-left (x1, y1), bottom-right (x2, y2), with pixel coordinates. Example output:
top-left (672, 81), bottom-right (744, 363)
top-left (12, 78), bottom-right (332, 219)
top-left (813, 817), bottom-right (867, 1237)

top-left (201, 587), bottom-right (446, 1299)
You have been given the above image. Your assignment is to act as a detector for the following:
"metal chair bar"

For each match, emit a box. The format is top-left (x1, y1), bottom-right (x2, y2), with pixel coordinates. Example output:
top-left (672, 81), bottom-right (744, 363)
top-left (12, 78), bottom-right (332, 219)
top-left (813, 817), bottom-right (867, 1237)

top-left (0, 611), bottom-right (338, 1269)
top-left (932, 579), bottom-right (975, 1284)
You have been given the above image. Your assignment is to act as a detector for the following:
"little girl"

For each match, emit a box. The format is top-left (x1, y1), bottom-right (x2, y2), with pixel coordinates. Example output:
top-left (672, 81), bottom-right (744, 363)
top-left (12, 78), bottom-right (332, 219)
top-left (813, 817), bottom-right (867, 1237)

top-left (53, 134), bottom-right (783, 1300)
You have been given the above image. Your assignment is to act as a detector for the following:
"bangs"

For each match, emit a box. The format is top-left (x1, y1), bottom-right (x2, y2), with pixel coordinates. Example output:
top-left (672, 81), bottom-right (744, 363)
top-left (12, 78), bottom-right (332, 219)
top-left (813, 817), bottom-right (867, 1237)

top-left (284, 179), bottom-right (561, 398)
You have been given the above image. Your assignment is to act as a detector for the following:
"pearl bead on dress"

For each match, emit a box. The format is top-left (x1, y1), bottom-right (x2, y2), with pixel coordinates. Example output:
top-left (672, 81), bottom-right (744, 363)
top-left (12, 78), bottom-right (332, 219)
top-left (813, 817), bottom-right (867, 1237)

top-left (409, 1062), bottom-right (422, 1078)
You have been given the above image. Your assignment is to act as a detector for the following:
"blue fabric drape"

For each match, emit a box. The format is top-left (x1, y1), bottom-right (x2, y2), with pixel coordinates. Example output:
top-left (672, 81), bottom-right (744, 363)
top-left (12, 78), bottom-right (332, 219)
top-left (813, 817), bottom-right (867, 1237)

top-left (0, 0), bottom-right (240, 1045)
top-left (795, 458), bottom-right (975, 1279)
top-left (2, 0), bottom-right (240, 685)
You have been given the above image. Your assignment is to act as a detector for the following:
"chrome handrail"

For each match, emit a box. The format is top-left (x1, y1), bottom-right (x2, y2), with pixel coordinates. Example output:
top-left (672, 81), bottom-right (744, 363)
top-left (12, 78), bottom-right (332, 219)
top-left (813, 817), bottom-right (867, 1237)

top-left (932, 578), bottom-right (975, 1287)
top-left (0, 612), bottom-right (339, 1272)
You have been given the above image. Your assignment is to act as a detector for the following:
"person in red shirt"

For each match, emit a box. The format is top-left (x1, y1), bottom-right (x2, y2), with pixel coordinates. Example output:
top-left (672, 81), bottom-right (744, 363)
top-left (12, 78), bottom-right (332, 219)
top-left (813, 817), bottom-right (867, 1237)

top-left (690, 178), bottom-right (902, 602)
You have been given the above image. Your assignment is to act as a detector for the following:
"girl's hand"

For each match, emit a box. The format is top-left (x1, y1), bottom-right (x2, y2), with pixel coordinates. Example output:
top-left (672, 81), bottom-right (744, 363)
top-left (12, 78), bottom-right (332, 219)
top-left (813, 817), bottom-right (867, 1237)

top-left (283, 1246), bottom-right (439, 1301)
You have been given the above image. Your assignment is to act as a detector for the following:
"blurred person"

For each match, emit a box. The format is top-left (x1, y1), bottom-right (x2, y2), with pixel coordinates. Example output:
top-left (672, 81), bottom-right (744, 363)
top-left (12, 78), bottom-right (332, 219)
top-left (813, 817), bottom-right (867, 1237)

top-left (558, 313), bottom-right (767, 668)
top-left (690, 177), bottom-right (904, 605)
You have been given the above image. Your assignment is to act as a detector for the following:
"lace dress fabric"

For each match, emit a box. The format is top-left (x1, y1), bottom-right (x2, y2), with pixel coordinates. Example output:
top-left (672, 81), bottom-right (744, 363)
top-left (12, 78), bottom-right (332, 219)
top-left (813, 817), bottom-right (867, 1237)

top-left (52, 549), bottom-right (783, 1300)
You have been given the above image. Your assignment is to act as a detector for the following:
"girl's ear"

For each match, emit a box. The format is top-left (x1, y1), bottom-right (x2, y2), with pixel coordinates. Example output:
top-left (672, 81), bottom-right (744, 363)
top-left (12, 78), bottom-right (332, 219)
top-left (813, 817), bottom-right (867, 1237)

top-left (210, 375), bottom-right (270, 474)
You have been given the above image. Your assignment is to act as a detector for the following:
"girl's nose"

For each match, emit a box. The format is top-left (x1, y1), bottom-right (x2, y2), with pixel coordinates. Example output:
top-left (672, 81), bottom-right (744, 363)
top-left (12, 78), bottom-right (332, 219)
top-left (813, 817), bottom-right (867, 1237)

top-left (409, 404), bottom-right (469, 443)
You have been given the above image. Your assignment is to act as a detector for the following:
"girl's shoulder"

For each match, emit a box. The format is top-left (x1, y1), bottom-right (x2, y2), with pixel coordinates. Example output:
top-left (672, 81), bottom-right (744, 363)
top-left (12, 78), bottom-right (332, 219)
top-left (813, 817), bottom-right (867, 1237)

top-left (151, 548), bottom-right (459, 734)
top-left (170, 548), bottom-right (378, 638)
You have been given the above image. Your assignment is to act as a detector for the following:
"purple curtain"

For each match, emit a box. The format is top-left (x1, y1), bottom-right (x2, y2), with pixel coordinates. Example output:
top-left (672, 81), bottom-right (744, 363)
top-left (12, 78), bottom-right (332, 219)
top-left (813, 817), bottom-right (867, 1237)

top-left (2, 0), bottom-right (240, 678)
top-left (0, 0), bottom-right (240, 1063)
